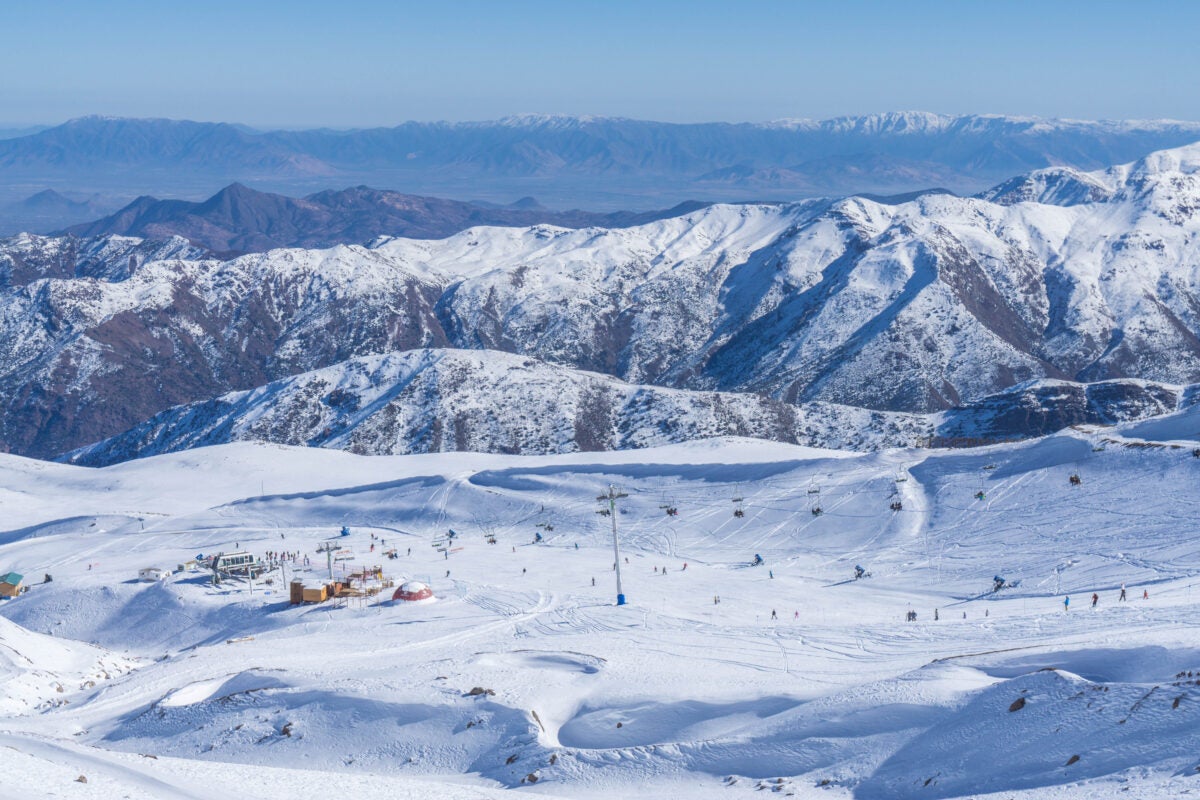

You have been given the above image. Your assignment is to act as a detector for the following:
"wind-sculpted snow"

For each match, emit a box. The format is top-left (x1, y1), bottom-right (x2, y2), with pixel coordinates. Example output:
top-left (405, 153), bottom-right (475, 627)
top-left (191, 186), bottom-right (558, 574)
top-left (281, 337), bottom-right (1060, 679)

top-left (5, 143), bottom-right (1200, 458)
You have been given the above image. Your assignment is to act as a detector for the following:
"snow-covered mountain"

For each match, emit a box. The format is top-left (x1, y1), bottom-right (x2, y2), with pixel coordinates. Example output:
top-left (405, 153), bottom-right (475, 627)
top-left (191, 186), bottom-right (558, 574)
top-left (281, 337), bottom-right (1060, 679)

top-left (6, 142), bottom-right (1200, 459)
top-left (62, 349), bottom-right (929, 465)
top-left (63, 349), bottom-right (1195, 467)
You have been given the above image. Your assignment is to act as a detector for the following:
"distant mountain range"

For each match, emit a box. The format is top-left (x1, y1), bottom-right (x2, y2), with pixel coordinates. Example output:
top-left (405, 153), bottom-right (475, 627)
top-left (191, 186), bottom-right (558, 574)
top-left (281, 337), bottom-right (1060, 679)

top-left (60, 183), bottom-right (706, 254)
top-left (4, 112), bottom-right (1200, 218)
top-left (4, 140), bottom-right (1200, 461)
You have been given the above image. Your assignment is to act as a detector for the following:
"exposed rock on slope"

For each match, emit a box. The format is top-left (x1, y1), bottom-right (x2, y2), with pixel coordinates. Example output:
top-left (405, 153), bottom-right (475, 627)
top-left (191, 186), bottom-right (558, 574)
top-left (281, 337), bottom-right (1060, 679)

top-left (64, 350), bottom-right (1193, 466)
top-left (63, 349), bottom-right (928, 465)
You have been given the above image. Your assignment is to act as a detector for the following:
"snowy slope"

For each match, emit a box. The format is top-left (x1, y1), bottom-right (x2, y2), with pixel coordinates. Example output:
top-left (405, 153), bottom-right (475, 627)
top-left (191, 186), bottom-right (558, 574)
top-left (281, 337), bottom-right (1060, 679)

top-left (2, 418), bottom-right (1199, 797)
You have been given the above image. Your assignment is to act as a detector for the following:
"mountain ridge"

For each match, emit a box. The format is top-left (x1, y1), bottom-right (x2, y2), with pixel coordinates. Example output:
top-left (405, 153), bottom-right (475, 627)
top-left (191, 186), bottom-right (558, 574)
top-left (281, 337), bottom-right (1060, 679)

top-left (60, 183), bottom-right (710, 254)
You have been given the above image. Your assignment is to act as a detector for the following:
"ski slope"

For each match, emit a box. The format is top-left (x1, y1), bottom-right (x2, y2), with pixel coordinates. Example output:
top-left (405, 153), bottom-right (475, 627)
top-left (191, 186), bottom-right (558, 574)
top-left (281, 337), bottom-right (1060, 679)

top-left (1, 416), bottom-right (1199, 798)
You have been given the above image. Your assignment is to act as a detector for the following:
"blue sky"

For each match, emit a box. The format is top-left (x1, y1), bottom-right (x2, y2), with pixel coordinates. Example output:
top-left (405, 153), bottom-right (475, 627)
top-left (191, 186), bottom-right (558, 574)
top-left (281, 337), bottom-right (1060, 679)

top-left (2, 0), bottom-right (1197, 127)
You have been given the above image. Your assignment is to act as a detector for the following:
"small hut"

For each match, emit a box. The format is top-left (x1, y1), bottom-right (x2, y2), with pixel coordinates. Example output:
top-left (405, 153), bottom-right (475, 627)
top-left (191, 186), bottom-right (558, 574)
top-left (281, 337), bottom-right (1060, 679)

top-left (392, 581), bottom-right (433, 602)
top-left (0, 572), bottom-right (23, 598)
top-left (139, 567), bottom-right (168, 582)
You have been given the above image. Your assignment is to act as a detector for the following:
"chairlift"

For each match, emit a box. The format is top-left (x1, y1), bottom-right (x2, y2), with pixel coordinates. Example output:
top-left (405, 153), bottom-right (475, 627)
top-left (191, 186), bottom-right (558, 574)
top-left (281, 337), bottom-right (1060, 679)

top-left (732, 495), bottom-right (745, 518)
top-left (810, 505), bottom-right (823, 516)
top-left (982, 464), bottom-right (997, 470)
top-left (889, 501), bottom-right (903, 511)
top-left (894, 470), bottom-right (908, 483)
top-left (974, 490), bottom-right (986, 501)
top-left (1068, 473), bottom-right (1082, 486)
top-left (659, 497), bottom-right (678, 517)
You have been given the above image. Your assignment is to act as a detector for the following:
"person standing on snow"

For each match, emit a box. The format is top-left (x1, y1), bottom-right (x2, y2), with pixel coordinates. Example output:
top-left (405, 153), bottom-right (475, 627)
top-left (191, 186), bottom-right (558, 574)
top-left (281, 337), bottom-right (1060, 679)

top-left (1064, 596), bottom-right (1070, 611)
top-left (771, 609), bottom-right (777, 620)
top-left (1119, 584), bottom-right (1127, 601)
top-left (1091, 593), bottom-right (1099, 608)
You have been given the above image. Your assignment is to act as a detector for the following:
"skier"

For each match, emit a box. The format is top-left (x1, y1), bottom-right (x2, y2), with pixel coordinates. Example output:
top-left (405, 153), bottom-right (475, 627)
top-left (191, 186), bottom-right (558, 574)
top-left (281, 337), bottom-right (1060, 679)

top-left (793, 610), bottom-right (799, 620)
top-left (654, 566), bottom-right (658, 573)
top-left (1143, 589), bottom-right (1149, 599)
top-left (574, 543), bottom-right (579, 550)
top-left (445, 570), bottom-right (450, 578)
top-left (522, 567), bottom-right (527, 575)
top-left (1119, 583), bottom-right (1127, 601)
top-left (1064, 596), bottom-right (1070, 611)
top-left (407, 548), bottom-right (411, 556)
top-left (591, 577), bottom-right (595, 586)
top-left (934, 608), bottom-right (939, 621)
top-left (682, 563), bottom-right (687, 571)
top-left (1091, 592), bottom-right (1099, 608)
top-left (769, 570), bottom-right (774, 579)
top-left (771, 609), bottom-right (777, 620)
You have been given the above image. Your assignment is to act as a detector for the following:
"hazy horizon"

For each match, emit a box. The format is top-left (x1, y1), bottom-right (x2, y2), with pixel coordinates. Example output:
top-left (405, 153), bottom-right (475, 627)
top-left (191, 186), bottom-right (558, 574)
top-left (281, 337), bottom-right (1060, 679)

top-left (4, 0), bottom-right (1200, 128)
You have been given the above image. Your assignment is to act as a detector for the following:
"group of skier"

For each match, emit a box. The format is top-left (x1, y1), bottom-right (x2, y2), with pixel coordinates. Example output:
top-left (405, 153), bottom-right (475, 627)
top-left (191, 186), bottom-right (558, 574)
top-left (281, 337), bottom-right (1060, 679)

top-left (1064, 583), bottom-right (1146, 610)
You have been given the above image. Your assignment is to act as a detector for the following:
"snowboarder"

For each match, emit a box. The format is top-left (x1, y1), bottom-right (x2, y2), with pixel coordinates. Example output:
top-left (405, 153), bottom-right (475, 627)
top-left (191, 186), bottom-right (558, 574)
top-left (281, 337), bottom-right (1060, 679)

top-left (1091, 592), bottom-right (1099, 608)
top-left (1119, 584), bottom-right (1127, 601)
